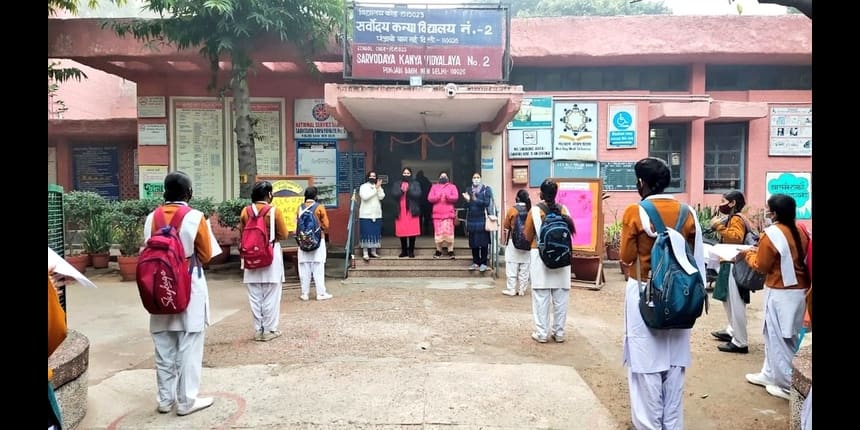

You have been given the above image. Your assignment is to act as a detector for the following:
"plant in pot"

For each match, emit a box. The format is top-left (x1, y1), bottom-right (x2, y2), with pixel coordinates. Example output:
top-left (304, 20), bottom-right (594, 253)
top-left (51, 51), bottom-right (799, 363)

top-left (112, 199), bottom-right (158, 281)
top-left (63, 190), bottom-right (110, 266)
top-left (212, 197), bottom-right (251, 265)
top-left (604, 219), bottom-right (623, 261)
top-left (82, 214), bottom-right (115, 269)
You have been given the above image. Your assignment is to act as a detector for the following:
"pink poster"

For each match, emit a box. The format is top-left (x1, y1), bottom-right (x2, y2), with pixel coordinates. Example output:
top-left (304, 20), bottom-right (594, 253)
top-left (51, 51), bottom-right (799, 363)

top-left (555, 181), bottom-right (600, 253)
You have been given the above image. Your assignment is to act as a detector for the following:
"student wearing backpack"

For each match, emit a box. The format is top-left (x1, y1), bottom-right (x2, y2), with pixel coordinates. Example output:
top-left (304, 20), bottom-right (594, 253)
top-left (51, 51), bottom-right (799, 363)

top-left (358, 171), bottom-right (385, 261)
top-left (239, 181), bottom-right (289, 341)
top-left (463, 172), bottom-right (495, 272)
top-left (523, 180), bottom-right (575, 343)
top-left (142, 171), bottom-right (221, 417)
top-left (707, 190), bottom-right (755, 354)
top-left (297, 186), bottom-right (333, 301)
top-left (427, 170), bottom-right (460, 259)
top-left (619, 158), bottom-right (706, 430)
top-left (735, 194), bottom-right (810, 401)
top-left (501, 189), bottom-right (532, 296)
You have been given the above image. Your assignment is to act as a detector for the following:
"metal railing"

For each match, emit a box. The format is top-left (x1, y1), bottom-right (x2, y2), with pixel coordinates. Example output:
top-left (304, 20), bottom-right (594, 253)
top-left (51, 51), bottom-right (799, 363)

top-left (343, 188), bottom-right (358, 278)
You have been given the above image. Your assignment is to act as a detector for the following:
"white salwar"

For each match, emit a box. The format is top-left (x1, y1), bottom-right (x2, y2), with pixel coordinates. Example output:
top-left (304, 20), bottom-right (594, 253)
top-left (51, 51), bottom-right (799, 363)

top-left (623, 195), bottom-right (706, 430)
top-left (757, 225), bottom-right (807, 392)
top-left (529, 205), bottom-right (572, 340)
top-left (801, 387), bottom-right (812, 430)
top-left (143, 202), bottom-right (222, 412)
top-left (298, 203), bottom-right (328, 298)
top-left (504, 241), bottom-right (531, 294)
top-left (243, 205), bottom-right (285, 334)
top-left (722, 264), bottom-right (749, 348)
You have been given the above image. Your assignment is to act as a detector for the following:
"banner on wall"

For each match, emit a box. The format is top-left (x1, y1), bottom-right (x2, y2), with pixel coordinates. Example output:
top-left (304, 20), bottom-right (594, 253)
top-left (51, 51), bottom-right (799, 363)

top-left (553, 178), bottom-right (603, 254)
top-left (139, 165), bottom-right (169, 199)
top-left (607, 104), bottom-right (636, 149)
top-left (257, 176), bottom-right (313, 233)
top-left (766, 172), bottom-right (812, 219)
top-left (508, 128), bottom-right (552, 159)
top-left (769, 106), bottom-right (811, 156)
top-left (508, 97), bottom-right (553, 128)
top-left (294, 99), bottom-right (347, 140)
top-left (553, 102), bottom-right (598, 161)
top-left (296, 141), bottom-right (338, 207)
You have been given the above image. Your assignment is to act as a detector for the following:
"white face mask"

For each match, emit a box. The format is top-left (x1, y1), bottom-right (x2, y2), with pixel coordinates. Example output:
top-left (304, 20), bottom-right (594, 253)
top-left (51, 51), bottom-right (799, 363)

top-left (472, 178), bottom-right (481, 186)
top-left (763, 217), bottom-right (774, 227)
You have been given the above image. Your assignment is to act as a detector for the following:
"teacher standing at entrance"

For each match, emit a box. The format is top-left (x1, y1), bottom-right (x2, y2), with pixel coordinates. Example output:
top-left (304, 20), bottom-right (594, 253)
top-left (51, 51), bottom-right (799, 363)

top-left (389, 166), bottom-right (423, 258)
top-left (463, 172), bottom-right (494, 272)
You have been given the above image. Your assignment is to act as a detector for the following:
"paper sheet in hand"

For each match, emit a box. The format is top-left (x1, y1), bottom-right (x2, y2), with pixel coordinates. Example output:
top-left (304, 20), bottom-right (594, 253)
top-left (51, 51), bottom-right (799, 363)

top-left (47, 247), bottom-right (98, 288)
top-left (707, 244), bottom-right (754, 262)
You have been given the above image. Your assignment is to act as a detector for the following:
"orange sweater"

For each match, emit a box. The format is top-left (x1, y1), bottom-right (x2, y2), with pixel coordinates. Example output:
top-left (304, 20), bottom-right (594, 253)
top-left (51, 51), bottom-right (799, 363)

top-left (239, 202), bottom-right (289, 241)
top-left (743, 223), bottom-right (810, 290)
top-left (619, 199), bottom-right (698, 281)
top-left (713, 214), bottom-right (747, 245)
top-left (150, 204), bottom-right (213, 264)
top-left (48, 273), bottom-right (67, 381)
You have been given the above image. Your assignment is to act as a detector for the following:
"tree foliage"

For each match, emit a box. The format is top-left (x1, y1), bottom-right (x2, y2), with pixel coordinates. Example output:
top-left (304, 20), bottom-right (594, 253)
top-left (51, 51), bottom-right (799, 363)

top-left (727, 0), bottom-right (812, 18)
top-left (108, 0), bottom-right (343, 198)
top-left (503, 0), bottom-right (670, 17)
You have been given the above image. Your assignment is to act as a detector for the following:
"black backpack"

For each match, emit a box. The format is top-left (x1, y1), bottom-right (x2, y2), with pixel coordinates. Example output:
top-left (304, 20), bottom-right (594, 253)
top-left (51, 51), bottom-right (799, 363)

top-left (535, 203), bottom-right (574, 269)
top-left (510, 206), bottom-right (531, 250)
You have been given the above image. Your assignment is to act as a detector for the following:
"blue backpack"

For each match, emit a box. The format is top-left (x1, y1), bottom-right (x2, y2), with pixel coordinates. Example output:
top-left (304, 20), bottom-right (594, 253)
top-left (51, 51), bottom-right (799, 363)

top-left (535, 203), bottom-right (573, 269)
top-left (637, 201), bottom-right (708, 330)
top-left (295, 203), bottom-right (322, 252)
top-left (510, 206), bottom-right (531, 250)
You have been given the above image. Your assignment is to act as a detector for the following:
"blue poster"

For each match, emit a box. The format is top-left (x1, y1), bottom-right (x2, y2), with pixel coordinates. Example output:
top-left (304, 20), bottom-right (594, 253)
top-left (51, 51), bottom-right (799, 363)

top-left (509, 98), bottom-right (553, 129)
top-left (72, 145), bottom-right (120, 201)
top-left (608, 104), bottom-right (637, 149)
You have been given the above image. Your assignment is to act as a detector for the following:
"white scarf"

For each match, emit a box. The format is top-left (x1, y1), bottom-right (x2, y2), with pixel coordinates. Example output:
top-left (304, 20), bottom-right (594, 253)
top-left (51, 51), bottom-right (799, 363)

top-left (636, 195), bottom-right (706, 283)
top-left (764, 224), bottom-right (798, 286)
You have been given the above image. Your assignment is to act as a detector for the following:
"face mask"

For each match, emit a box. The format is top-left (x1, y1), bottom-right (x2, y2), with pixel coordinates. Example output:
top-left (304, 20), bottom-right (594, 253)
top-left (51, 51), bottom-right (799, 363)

top-left (472, 178), bottom-right (481, 186)
top-left (368, 178), bottom-right (377, 184)
top-left (718, 204), bottom-right (732, 214)
top-left (438, 177), bottom-right (448, 184)
top-left (402, 175), bottom-right (411, 181)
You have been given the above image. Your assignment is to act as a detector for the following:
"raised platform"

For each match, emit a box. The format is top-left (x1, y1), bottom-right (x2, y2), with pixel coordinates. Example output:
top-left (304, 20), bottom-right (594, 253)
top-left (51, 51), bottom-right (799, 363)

top-left (49, 329), bottom-right (90, 430)
top-left (789, 344), bottom-right (812, 430)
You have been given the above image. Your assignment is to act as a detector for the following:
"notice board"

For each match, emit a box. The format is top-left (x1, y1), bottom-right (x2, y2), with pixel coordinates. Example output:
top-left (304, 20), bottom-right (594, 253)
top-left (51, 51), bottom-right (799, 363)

top-left (600, 161), bottom-right (638, 191)
top-left (257, 175), bottom-right (313, 234)
top-left (553, 177), bottom-right (605, 288)
top-left (337, 151), bottom-right (366, 193)
top-left (72, 145), bottom-right (120, 200)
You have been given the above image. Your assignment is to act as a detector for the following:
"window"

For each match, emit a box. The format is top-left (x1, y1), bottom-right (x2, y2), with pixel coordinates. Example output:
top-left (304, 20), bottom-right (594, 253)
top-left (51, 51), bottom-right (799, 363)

top-left (704, 123), bottom-right (747, 193)
top-left (648, 124), bottom-right (688, 193)
top-left (510, 66), bottom-right (690, 92)
top-left (705, 65), bottom-right (812, 91)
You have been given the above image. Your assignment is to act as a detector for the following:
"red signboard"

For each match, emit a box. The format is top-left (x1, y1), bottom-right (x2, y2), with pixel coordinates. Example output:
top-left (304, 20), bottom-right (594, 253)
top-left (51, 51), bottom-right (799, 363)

top-left (351, 44), bottom-right (504, 81)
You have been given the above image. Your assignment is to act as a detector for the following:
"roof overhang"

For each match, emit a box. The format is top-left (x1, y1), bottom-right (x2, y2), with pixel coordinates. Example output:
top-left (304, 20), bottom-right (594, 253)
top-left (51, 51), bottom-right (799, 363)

top-left (48, 118), bottom-right (138, 138)
top-left (706, 101), bottom-right (769, 123)
top-left (324, 84), bottom-right (524, 138)
top-left (648, 102), bottom-right (711, 123)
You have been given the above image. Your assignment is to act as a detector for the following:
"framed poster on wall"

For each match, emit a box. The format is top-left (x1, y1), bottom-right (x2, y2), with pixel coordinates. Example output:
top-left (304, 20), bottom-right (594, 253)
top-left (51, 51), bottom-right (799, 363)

top-left (769, 105), bottom-right (812, 156)
top-left (552, 178), bottom-right (604, 255)
top-left (257, 175), bottom-right (313, 233)
top-left (296, 141), bottom-right (338, 207)
top-left (552, 102), bottom-right (598, 161)
top-left (170, 97), bottom-right (227, 200)
top-left (765, 172), bottom-right (812, 219)
top-left (226, 98), bottom-right (286, 196)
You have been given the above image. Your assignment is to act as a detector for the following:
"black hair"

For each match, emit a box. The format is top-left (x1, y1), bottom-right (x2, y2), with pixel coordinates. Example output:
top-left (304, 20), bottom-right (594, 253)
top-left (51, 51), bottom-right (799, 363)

top-left (634, 157), bottom-right (671, 196)
top-left (516, 189), bottom-right (532, 212)
top-left (540, 179), bottom-right (559, 211)
top-left (304, 186), bottom-right (318, 201)
top-left (767, 193), bottom-right (804, 260)
top-left (723, 190), bottom-right (747, 213)
top-left (438, 170), bottom-right (449, 177)
top-left (251, 181), bottom-right (273, 202)
top-left (366, 170), bottom-right (377, 180)
top-left (163, 171), bottom-right (192, 202)
top-left (401, 167), bottom-right (413, 175)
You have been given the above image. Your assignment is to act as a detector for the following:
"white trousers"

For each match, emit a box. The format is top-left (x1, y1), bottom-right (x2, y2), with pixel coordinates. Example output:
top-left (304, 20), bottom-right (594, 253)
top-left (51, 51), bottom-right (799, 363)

top-left (628, 365), bottom-right (685, 430)
top-left (299, 262), bottom-right (328, 297)
top-left (531, 288), bottom-right (569, 339)
top-left (760, 301), bottom-right (798, 390)
top-left (246, 282), bottom-right (282, 333)
top-left (801, 387), bottom-right (812, 430)
top-left (152, 330), bottom-right (205, 411)
top-left (505, 261), bottom-right (530, 293)
top-left (722, 265), bottom-right (749, 347)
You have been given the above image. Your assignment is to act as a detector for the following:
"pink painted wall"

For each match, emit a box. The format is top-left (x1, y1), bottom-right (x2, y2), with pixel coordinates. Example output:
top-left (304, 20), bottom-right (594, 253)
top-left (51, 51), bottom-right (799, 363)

top-left (48, 60), bottom-right (137, 120)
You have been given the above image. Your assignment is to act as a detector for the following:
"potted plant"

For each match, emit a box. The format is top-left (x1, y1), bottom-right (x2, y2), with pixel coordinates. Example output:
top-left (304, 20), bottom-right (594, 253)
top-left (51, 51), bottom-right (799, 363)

top-left (81, 214), bottom-right (115, 269)
top-left (212, 197), bottom-right (251, 265)
top-left (112, 199), bottom-right (159, 281)
top-left (604, 219), bottom-right (623, 261)
top-left (63, 190), bottom-right (110, 265)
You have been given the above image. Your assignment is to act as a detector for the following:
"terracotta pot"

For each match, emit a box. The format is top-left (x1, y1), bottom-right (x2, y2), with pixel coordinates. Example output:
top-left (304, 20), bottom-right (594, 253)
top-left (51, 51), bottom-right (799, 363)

top-left (117, 255), bottom-right (139, 282)
top-left (65, 254), bottom-right (88, 275)
top-left (91, 252), bottom-right (111, 269)
top-left (572, 255), bottom-right (601, 283)
top-left (606, 246), bottom-right (620, 261)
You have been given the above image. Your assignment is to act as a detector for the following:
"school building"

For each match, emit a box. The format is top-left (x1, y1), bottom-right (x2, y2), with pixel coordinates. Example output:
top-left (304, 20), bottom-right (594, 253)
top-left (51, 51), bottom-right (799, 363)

top-left (48, 8), bottom-right (812, 245)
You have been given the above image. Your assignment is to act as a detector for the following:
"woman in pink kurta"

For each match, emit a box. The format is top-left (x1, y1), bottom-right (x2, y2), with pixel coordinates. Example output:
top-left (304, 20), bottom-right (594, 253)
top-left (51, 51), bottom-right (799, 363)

top-left (427, 171), bottom-right (459, 259)
top-left (389, 167), bottom-right (423, 257)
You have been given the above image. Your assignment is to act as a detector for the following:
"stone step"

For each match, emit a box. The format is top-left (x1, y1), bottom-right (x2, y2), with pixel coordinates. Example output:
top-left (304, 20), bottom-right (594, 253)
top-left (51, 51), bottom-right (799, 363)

top-left (347, 265), bottom-right (496, 278)
top-left (351, 255), bottom-right (469, 267)
top-left (351, 247), bottom-right (478, 258)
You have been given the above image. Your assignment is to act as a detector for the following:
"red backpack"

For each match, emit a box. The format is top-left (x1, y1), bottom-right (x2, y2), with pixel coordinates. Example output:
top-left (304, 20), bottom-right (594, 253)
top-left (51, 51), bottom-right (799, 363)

top-left (239, 204), bottom-right (275, 269)
top-left (136, 206), bottom-right (193, 314)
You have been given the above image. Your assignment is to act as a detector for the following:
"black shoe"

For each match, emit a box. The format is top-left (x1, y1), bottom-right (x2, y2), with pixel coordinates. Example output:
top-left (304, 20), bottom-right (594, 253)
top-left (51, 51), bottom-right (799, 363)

top-left (408, 251), bottom-right (415, 258)
top-left (711, 330), bottom-right (732, 342)
top-left (399, 251), bottom-right (408, 258)
top-left (717, 342), bottom-right (749, 354)
top-left (448, 251), bottom-right (455, 259)
top-left (434, 251), bottom-right (442, 258)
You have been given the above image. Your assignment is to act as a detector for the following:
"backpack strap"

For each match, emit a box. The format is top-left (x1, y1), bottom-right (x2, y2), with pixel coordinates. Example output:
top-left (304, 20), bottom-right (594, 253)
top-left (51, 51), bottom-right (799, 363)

top-left (154, 205), bottom-right (191, 231)
top-left (638, 200), bottom-right (666, 233)
top-left (259, 205), bottom-right (275, 244)
top-left (674, 204), bottom-right (689, 232)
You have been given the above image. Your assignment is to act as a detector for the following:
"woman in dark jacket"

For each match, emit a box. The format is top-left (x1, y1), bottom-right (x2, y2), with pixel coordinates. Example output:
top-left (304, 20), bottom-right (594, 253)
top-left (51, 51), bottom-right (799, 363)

top-left (389, 167), bottom-right (423, 257)
top-left (462, 172), bottom-right (494, 272)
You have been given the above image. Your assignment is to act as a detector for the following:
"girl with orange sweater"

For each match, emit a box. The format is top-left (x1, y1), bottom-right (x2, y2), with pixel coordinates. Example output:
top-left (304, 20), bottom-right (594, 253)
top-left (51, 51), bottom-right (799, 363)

top-left (736, 194), bottom-right (810, 401)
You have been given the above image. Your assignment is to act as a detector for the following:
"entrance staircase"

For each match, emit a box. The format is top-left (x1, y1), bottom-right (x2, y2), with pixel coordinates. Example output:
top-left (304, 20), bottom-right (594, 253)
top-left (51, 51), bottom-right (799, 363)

top-left (347, 236), bottom-right (497, 279)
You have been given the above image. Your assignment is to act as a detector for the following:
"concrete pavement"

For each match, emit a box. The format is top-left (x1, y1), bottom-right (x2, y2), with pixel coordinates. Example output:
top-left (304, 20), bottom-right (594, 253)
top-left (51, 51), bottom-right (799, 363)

top-left (65, 263), bottom-right (620, 430)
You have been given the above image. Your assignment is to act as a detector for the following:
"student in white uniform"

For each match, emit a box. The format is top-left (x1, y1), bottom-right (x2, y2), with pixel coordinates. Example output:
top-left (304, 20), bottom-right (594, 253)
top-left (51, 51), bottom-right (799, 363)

top-left (298, 186), bottom-right (332, 301)
top-left (619, 158), bottom-right (705, 430)
top-left (736, 194), bottom-right (810, 400)
top-left (142, 171), bottom-right (222, 417)
top-left (240, 181), bottom-right (289, 341)
top-left (522, 180), bottom-right (575, 343)
top-left (501, 189), bottom-right (532, 296)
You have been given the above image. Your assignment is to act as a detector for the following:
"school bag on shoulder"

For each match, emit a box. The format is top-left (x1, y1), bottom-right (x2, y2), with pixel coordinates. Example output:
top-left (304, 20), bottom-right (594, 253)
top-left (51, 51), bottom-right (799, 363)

top-left (637, 201), bottom-right (708, 330)
top-left (136, 205), bottom-right (194, 315)
top-left (239, 204), bottom-right (275, 269)
top-left (295, 202), bottom-right (322, 252)
top-left (510, 206), bottom-right (532, 251)
top-left (533, 203), bottom-right (573, 269)
top-left (733, 213), bottom-right (760, 246)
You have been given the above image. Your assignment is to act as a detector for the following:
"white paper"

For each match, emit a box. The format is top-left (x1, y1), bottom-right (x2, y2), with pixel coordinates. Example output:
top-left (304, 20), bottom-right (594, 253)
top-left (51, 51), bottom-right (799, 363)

top-left (707, 244), bottom-right (754, 262)
top-left (47, 247), bottom-right (98, 289)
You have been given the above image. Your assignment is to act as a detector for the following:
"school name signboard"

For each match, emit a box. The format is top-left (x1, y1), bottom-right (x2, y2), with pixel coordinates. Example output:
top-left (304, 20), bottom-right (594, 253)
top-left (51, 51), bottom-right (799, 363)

top-left (350, 5), bottom-right (505, 82)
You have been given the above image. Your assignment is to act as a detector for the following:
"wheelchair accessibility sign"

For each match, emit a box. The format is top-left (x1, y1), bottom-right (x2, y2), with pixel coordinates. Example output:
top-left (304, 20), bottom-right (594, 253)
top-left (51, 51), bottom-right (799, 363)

top-left (608, 104), bottom-right (636, 149)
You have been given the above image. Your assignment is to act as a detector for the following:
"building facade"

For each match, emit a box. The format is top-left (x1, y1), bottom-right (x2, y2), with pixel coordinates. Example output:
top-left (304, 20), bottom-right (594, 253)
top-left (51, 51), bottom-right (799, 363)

top-left (48, 11), bottom-right (812, 245)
